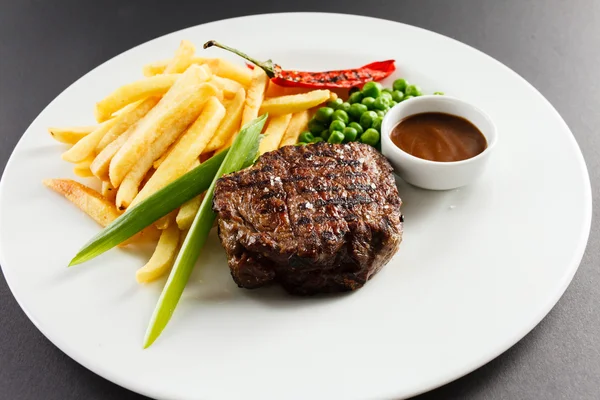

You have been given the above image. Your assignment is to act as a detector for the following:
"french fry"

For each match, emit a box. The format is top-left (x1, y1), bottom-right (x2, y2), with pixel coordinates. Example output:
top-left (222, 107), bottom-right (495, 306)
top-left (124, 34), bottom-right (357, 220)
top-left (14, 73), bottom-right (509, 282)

top-left (61, 118), bottom-right (118, 163)
top-left (215, 66), bottom-right (267, 152)
top-left (111, 99), bottom-right (142, 117)
top-left (142, 56), bottom-right (212, 77)
top-left (72, 152), bottom-right (97, 169)
top-left (265, 81), bottom-right (313, 98)
top-left (101, 181), bottom-right (117, 202)
top-left (279, 110), bottom-right (311, 147)
top-left (116, 166), bottom-right (159, 213)
top-left (94, 74), bottom-right (180, 122)
top-left (258, 114), bottom-right (292, 155)
top-left (73, 166), bottom-right (94, 178)
top-left (109, 67), bottom-right (216, 187)
top-left (176, 181), bottom-right (203, 231)
top-left (155, 209), bottom-right (178, 230)
top-left (73, 154), bottom-right (95, 174)
top-left (143, 59), bottom-right (171, 77)
top-left (48, 126), bottom-right (96, 145)
top-left (241, 68), bottom-right (268, 127)
top-left (221, 98), bottom-right (233, 108)
top-left (172, 158), bottom-right (200, 230)
top-left (163, 40), bottom-right (195, 74)
top-left (210, 76), bottom-right (243, 99)
top-left (175, 159), bottom-right (202, 231)
top-left (135, 222), bottom-right (180, 283)
top-left (115, 174), bottom-right (139, 210)
top-left (96, 96), bottom-right (160, 151)
top-left (90, 124), bottom-right (135, 181)
top-left (152, 143), bottom-right (175, 169)
top-left (176, 196), bottom-right (202, 231)
top-left (205, 88), bottom-right (246, 153)
top-left (116, 164), bottom-right (156, 212)
top-left (44, 179), bottom-right (121, 227)
top-left (130, 97), bottom-right (225, 207)
top-left (207, 58), bottom-right (253, 87)
top-left (259, 90), bottom-right (331, 116)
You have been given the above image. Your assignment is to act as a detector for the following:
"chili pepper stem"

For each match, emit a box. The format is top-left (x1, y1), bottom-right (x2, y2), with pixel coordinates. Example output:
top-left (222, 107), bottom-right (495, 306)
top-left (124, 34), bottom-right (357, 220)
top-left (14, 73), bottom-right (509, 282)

top-left (203, 40), bottom-right (276, 78)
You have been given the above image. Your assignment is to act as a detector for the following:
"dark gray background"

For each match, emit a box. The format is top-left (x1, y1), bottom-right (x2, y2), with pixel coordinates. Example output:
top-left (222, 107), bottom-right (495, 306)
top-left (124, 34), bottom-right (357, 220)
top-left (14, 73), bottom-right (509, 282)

top-left (1, 0), bottom-right (598, 399)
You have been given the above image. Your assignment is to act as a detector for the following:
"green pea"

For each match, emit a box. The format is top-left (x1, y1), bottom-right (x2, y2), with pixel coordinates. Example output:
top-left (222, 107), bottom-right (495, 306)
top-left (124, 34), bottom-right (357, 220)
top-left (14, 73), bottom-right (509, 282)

top-left (349, 103), bottom-right (368, 119)
top-left (405, 85), bottom-right (422, 97)
top-left (308, 119), bottom-right (326, 135)
top-left (380, 91), bottom-right (393, 101)
top-left (315, 107), bottom-right (334, 123)
top-left (340, 102), bottom-right (352, 114)
top-left (390, 100), bottom-right (398, 108)
top-left (361, 96), bottom-right (376, 110)
top-left (403, 95), bottom-right (415, 101)
top-left (329, 119), bottom-right (346, 133)
top-left (348, 122), bottom-right (364, 136)
top-left (313, 136), bottom-right (324, 143)
top-left (359, 111), bottom-right (378, 130)
top-left (328, 130), bottom-right (345, 144)
top-left (375, 110), bottom-right (386, 118)
top-left (392, 90), bottom-right (404, 102)
top-left (296, 142), bottom-right (308, 146)
top-left (348, 91), bottom-right (363, 104)
top-left (434, 91), bottom-right (445, 95)
top-left (372, 117), bottom-right (383, 132)
top-left (331, 110), bottom-right (349, 125)
top-left (349, 86), bottom-right (361, 95)
top-left (298, 131), bottom-right (315, 143)
top-left (362, 81), bottom-right (382, 98)
top-left (373, 96), bottom-right (390, 110)
top-left (393, 78), bottom-right (408, 92)
top-left (360, 128), bottom-right (380, 146)
top-left (342, 127), bottom-right (358, 143)
top-left (327, 98), bottom-right (344, 109)
top-left (382, 88), bottom-right (393, 95)
top-left (320, 129), bottom-right (331, 140)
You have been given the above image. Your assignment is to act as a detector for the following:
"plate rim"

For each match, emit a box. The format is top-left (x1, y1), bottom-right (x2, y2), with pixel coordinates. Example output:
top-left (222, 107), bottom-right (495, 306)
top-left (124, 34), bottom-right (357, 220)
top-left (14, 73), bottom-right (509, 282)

top-left (0, 11), bottom-right (593, 400)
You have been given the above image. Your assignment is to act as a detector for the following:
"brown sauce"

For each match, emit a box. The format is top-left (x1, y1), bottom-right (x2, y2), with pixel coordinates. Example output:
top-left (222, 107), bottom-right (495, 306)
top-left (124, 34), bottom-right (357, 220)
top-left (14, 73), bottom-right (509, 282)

top-left (390, 112), bottom-right (487, 162)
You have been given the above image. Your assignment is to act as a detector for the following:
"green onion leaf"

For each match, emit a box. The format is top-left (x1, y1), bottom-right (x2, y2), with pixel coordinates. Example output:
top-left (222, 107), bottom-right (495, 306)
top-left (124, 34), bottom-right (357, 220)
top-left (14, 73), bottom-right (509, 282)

top-left (143, 114), bottom-right (267, 348)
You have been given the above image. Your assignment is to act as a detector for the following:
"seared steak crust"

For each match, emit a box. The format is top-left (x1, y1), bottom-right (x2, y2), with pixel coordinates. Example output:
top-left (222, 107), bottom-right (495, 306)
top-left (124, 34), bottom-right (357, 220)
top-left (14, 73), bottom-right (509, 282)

top-left (212, 142), bottom-right (403, 295)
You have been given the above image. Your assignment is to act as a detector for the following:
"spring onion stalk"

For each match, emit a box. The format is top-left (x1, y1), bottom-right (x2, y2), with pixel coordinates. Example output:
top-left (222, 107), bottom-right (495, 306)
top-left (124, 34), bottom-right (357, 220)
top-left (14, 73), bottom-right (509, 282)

top-left (143, 114), bottom-right (267, 348)
top-left (68, 151), bottom-right (229, 266)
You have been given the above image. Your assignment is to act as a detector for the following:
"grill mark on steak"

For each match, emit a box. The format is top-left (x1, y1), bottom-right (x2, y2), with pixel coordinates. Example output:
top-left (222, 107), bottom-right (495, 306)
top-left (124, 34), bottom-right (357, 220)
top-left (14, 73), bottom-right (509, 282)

top-left (297, 216), bottom-right (312, 225)
top-left (337, 159), bottom-right (362, 167)
top-left (299, 185), bottom-right (339, 193)
top-left (296, 213), bottom-right (360, 225)
top-left (325, 171), bottom-right (367, 180)
top-left (312, 195), bottom-right (374, 208)
top-left (299, 183), bottom-right (376, 193)
top-left (232, 174), bottom-right (312, 189)
top-left (306, 149), bottom-right (337, 158)
top-left (260, 191), bottom-right (283, 200)
top-left (345, 183), bottom-right (376, 191)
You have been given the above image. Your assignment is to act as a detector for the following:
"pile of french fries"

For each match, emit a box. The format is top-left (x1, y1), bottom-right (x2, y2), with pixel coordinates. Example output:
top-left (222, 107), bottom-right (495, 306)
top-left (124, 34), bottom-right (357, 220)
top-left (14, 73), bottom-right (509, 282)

top-left (45, 40), bottom-right (335, 284)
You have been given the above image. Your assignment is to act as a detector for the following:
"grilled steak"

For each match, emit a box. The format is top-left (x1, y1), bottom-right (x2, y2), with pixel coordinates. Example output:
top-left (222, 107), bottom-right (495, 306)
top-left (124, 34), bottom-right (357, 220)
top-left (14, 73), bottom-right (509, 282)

top-left (212, 142), bottom-right (403, 295)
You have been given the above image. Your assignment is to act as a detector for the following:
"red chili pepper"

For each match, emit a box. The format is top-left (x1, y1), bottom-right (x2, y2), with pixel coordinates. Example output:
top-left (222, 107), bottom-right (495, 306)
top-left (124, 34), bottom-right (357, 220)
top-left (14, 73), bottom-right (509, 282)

top-left (203, 40), bottom-right (396, 90)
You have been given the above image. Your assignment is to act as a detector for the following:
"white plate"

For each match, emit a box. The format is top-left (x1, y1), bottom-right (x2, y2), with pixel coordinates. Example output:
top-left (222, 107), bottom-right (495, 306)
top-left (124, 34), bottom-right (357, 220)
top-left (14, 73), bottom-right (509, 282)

top-left (0, 13), bottom-right (592, 400)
